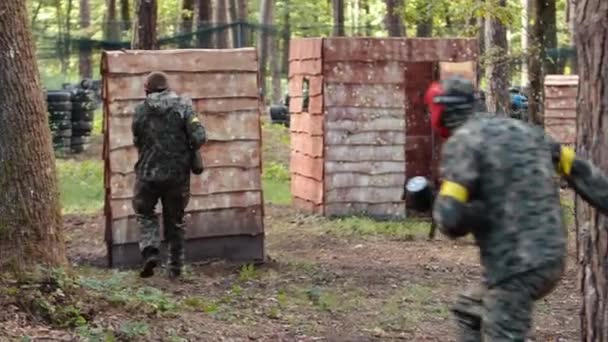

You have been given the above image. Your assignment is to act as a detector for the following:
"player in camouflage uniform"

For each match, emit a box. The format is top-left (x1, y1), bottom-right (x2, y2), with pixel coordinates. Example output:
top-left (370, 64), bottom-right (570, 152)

top-left (132, 71), bottom-right (207, 279)
top-left (422, 76), bottom-right (608, 341)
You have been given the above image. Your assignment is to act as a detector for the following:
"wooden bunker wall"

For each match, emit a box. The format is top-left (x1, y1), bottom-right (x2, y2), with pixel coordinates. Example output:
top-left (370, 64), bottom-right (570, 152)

top-left (289, 38), bottom-right (325, 214)
top-left (544, 74), bottom-right (578, 146)
top-left (102, 48), bottom-right (264, 268)
top-left (289, 38), bottom-right (479, 219)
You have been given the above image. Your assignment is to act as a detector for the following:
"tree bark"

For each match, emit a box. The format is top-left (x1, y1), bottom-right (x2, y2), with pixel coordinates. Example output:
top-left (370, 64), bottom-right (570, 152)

top-left (566, 0), bottom-right (577, 74)
top-left (131, 0), bottom-right (158, 49)
top-left (520, 0), bottom-right (529, 87)
top-left (527, 0), bottom-right (545, 124)
top-left (385, 0), bottom-right (405, 36)
top-left (0, 0), bottom-right (67, 274)
top-left (227, 0), bottom-right (239, 47)
top-left (281, 0), bottom-right (290, 75)
top-left (484, 0), bottom-right (510, 115)
top-left (120, 0), bottom-right (131, 32)
top-left (258, 0), bottom-right (272, 99)
top-left (268, 1), bottom-right (281, 103)
top-left (197, 0), bottom-right (212, 47)
top-left (212, 0), bottom-right (228, 48)
top-left (416, 20), bottom-right (433, 37)
top-left (79, 0), bottom-right (92, 79)
top-left (574, 1), bottom-right (608, 341)
top-left (541, 0), bottom-right (558, 74)
top-left (180, 0), bottom-right (195, 48)
top-left (332, 0), bottom-right (345, 36)
top-left (105, 0), bottom-right (121, 41)
top-left (236, 0), bottom-right (248, 46)
top-left (362, 0), bottom-right (372, 36)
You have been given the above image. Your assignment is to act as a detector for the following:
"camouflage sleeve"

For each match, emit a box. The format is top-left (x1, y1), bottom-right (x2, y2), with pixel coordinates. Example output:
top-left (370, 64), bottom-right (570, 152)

top-left (182, 99), bottom-right (207, 149)
top-left (553, 146), bottom-right (608, 216)
top-left (432, 131), bottom-right (484, 239)
top-left (132, 104), bottom-right (144, 149)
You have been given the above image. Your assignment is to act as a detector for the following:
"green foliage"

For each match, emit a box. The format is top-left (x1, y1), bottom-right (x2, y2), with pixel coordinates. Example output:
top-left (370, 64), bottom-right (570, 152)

top-left (56, 159), bottom-right (104, 214)
top-left (119, 321), bottom-right (150, 338)
top-left (263, 161), bottom-right (290, 182)
top-left (75, 325), bottom-right (117, 342)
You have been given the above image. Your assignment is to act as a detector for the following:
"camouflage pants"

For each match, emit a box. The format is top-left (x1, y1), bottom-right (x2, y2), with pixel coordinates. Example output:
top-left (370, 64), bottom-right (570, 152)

top-left (452, 261), bottom-right (564, 342)
top-left (132, 178), bottom-right (190, 272)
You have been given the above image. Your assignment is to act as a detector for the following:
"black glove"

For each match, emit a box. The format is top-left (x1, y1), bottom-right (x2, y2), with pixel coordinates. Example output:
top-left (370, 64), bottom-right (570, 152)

top-left (191, 149), bottom-right (204, 175)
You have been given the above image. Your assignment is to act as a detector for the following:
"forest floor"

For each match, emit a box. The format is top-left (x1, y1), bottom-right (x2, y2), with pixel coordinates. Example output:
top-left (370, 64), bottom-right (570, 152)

top-left (0, 116), bottom-right (580, 341)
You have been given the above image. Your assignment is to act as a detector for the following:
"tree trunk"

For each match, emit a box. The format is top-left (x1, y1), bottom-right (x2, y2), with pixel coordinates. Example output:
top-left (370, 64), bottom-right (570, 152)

top-left (267, 1), bottom-right (280, 103)
top-left (180, 0), bottom-right (195, 48)
top-left (527, 0), bottom-right (545, 124)
top-left (385, 0), bottom-right (405, 36)
top-left (132, 0), bottom-right (158, 49)
top-left (63, 0), bottom-right (74, 75)
top-left (566, 0), bottom-right (577, 74)
top-left (332, 0), bottom-right (345, 36)
top-left (212, 0), bottom-right (228, 48)
top-left (79, 0), bottom-right (92, 79)
top-left (236, 0), bottom-right (248, 46)
top-left (520, 0), bottom-right (529, 87)
top-left (197, 0), bottom-right (212, 47)
top-left (477, 11), bottom-right (484, 87)
top-left (258, 0), bottom-right (272, 100)
top-left (227, 0), bottom-right (239, 47)
top-left (541, 0), bottom-right (558, 74)
top-left (0, 0), bottom-right (67, 274)
top-left (120, 0), bottom-right (131, 32)
top-left (105, 0), bottom-right (121, 41)
top-left (416, 20), bottom-right (432, 37)
top-left (575, 1), bottom-right (608, 341)
top-left (281, 0), bottom-right (290, 75)
top-left (484, 0), bottom-right (510, 115)
top-left (363, 0), bottom-right (372, 36)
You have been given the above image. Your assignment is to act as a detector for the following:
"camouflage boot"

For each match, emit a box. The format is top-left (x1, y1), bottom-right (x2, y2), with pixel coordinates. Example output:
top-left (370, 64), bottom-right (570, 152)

top-left (140, 247), bottom-right (160, 278)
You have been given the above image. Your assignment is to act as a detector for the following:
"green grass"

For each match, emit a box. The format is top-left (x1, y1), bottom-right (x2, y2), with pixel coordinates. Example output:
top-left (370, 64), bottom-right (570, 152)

top-left (325, 216), bottom-right (431, 240)
top-left (92, 109), bottom-right (103, 135)
top-left (262, 161), bottom-right (291, 205)
top-left (56, 159), bottom-right (104, 214)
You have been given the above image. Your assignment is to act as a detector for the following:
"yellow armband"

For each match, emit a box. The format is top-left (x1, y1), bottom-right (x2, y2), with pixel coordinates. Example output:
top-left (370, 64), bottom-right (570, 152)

top-left (559, 146), bottom-right (575, 176)
top-left (439, 181), bottom-right (469, 203)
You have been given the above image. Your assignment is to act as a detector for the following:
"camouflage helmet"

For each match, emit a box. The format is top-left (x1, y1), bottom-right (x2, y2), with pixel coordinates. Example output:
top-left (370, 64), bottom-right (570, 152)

top-left (144, 71), bottom-right (170, 92)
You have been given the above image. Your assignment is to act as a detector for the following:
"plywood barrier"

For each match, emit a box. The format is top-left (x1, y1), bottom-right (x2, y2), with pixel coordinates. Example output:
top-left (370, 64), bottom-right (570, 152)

top-left (102, 48), bottom-right (264, 268)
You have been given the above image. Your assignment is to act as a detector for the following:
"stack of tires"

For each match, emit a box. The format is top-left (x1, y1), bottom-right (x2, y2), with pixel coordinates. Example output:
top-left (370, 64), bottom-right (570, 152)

top-left (46, 90), bottom-right (73, 155)
top-left (70, 80), bottom-right (96, 153)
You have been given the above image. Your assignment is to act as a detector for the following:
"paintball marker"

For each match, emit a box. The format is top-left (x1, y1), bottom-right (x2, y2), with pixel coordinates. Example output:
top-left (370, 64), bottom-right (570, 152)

top-left (402, 176), bottom-right (438, 239)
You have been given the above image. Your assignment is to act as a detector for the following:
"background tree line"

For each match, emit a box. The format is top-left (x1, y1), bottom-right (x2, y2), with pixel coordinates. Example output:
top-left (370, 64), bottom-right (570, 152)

top-left (29, 0), bottom-right (576, 122)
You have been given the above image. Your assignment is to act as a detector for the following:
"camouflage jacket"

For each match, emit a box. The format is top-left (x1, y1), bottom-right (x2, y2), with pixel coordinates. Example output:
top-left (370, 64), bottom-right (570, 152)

top-left (132, 89), bottom-right (206, 183)
top-left (433, 116), bottom-right (567, 286)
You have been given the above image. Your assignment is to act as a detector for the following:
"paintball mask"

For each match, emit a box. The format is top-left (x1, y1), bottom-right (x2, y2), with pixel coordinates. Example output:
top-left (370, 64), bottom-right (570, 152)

top-left (424, 77), bottom-right (475, 138)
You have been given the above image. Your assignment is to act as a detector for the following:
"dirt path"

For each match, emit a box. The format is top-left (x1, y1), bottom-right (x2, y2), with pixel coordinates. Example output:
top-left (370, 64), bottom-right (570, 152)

top-left (30, 204), bottom-right (579, 341)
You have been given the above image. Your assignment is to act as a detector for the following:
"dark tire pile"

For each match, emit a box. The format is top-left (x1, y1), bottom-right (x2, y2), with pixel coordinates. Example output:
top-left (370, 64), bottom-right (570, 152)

top-left (46, 79), bottom-right (97, 155)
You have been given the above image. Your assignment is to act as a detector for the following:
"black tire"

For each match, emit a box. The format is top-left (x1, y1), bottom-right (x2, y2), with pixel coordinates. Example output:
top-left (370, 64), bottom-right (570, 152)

top-left (71, 90), bottom-right (95, 102)
top-left (269, 105), bottom-right (288, 121)
top-left (72, 120), bottom-right (94, 131)
top-left (70, 136), bottom-right (91, 145)
top-left (49, 111), bottom-right (72, 122)
top-left (72, 110), bottom-right (95, 121)
top-left (72, 129), bottom-right (92, 137)
top-left (70, 144), bottom-right (89, 154)
top-left (47, 101), bottom-right (72, 112)
top-left (50, 119), bottom-right (72, 131)
top-left (53, 136), bottom-right (71, 146)
top-left (47, 90), bottom-right (72, 102)
top-left (53, 129), bottom-right (72, 138)
top-left (72, 101), bottom-right (95, 112)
